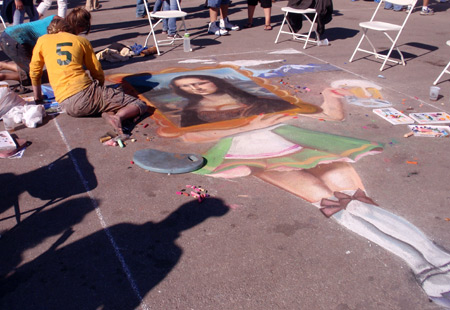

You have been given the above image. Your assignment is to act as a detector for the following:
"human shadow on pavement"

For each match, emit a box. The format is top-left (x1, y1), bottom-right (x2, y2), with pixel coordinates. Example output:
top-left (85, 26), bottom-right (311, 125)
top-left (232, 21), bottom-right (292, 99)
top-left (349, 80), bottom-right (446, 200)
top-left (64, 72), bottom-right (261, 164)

top-left (0, 148), bottom-right (97, 225)
top-left (0, 197), bottom-right (96, 293)
top-left (0, 198), bottom-right (229, 310)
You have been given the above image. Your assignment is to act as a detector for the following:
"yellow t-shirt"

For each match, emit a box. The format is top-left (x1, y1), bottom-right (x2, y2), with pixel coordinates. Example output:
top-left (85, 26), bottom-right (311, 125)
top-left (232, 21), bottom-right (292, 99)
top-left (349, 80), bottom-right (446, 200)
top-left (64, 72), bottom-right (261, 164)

top-left (30, 32), bottom-right (105, 103)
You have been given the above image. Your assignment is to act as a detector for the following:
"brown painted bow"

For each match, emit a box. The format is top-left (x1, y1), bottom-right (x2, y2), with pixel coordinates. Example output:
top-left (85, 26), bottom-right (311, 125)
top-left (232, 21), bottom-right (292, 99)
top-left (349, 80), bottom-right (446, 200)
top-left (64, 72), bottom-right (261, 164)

top-left (319, 188), bottom-right (378, 218)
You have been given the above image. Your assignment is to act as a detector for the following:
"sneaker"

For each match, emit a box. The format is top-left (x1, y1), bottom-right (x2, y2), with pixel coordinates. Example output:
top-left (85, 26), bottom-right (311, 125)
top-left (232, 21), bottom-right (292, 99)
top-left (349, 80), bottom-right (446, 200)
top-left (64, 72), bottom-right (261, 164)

top-left (219, 17), bottom-right (240, 31)
top-left (405, 5), bottom-right (412, 13)
top-left (167, 33), bottom-right (182, 39)
top-left (420, 7), bottom-right (434, 15)
top-left (208, 21), bottom-right (229, 36)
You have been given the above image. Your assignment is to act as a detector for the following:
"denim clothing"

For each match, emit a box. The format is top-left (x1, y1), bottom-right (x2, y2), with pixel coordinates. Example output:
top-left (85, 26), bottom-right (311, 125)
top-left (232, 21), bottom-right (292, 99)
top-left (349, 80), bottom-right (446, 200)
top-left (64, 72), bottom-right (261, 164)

top-left (136, 0), bottom-right (147, 17)
top-left (162, 0), bottom-right (178, 35)
top-left (12, 5), bottom-right (39, 25)
top-left (207, 0), bottom-right (231, 8)
top-left (384, 2), bottom-right (403, 11)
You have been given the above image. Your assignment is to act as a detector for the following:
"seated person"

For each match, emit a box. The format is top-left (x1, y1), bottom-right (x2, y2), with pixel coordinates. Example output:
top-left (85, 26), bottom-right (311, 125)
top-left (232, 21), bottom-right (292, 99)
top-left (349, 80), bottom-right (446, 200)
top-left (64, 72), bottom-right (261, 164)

top-left (286, 0), bottom-right (333, 42)
top-left (29, 8), bottom-right (148, 135)
top-left (0, 15), bottom-right (57, 86)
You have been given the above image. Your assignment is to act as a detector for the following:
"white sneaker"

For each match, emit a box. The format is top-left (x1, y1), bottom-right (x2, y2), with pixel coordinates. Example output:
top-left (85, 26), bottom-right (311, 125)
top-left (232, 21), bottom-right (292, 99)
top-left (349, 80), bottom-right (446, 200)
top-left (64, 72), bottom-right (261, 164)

top-left (208, 22), bottom-right (229, 36)
top-left (219, 17), bottom-right (240, 31)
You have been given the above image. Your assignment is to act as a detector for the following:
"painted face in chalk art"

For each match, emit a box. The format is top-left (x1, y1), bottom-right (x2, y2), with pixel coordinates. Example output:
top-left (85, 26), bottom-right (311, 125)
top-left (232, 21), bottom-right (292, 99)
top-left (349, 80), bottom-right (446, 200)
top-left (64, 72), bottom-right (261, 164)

top-left (172, 78), bottom-right (219, 96)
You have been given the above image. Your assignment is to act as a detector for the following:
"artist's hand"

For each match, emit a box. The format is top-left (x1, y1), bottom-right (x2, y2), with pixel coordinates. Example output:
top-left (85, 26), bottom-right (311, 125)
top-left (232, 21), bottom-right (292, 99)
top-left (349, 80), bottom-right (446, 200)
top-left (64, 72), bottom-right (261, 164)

top-left (14, 0), bottom-right (24, 11)
top-left (32, 85), bottom-right (43, 103)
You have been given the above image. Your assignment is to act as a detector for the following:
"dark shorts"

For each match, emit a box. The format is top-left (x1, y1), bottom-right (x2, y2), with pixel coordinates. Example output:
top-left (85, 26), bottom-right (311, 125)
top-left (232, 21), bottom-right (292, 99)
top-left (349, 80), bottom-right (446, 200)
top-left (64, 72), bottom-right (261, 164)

top-left (61, 80), bottom-right (148, 117)
top-left (247, 0), bottom-right (272, 8)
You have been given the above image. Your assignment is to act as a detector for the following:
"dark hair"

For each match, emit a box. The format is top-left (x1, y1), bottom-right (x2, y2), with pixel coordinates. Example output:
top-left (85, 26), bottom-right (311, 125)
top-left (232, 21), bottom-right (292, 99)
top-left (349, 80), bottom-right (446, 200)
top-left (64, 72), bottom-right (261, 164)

top-left (169, 75), bottom-right (259, 105)
top-left (65, 7), bottom-right (91, 35)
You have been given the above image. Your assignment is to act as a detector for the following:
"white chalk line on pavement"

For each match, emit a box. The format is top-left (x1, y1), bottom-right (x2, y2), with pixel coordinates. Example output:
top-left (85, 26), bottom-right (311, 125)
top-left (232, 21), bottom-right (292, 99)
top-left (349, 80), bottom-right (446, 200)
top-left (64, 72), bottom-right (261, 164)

top-left (52, 116), bottom-right (149, 310)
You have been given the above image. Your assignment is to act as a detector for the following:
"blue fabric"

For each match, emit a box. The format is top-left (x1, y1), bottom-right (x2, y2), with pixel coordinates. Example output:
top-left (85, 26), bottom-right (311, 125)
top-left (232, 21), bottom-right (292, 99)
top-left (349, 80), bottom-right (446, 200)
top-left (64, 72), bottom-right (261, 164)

top-left (130, 43), bottom-right (147, 55)
top-left (5, 15), bottom-right (55, 45)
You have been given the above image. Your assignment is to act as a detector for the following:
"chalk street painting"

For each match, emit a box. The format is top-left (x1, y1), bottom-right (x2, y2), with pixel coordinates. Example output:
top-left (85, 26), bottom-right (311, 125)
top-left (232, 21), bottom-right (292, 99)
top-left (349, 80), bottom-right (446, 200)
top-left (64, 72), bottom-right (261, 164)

top-left (108, 65), bottom-right (450, 307)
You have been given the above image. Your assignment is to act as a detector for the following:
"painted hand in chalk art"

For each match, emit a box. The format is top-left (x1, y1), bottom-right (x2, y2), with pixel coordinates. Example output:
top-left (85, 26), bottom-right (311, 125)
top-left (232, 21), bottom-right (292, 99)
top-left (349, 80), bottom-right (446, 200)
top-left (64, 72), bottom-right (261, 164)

top-left (330, 79), bottom-right (392, 108)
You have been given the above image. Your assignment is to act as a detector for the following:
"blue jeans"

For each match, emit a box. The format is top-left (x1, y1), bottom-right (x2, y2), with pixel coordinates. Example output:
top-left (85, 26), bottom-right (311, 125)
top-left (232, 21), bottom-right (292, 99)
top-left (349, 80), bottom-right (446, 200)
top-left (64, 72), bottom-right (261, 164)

top-left (162, 0), bottom-right (178, 35)
top-left (384, 2), bottom-right (403, 10)
top-left (136, 0), bottom-right (147, 17)
top-left (152, 0), bottom-right (168, 32)
top-left (12, 6), bottom-right (39, 26)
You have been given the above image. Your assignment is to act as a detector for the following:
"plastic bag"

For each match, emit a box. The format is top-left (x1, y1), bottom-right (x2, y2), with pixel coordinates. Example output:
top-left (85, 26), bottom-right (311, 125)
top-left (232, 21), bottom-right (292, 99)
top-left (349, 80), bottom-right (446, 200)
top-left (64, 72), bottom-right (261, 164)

top-left (0, 82), bottom-right (26, 119)
top-left (4, 105), bottom-right (46, 128)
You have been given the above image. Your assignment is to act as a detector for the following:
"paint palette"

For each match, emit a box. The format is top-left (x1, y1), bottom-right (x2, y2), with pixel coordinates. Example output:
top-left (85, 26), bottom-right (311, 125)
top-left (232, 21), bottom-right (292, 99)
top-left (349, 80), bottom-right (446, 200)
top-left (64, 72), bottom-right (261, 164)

top-left (408, 112), bottom-right (450, 124)
top-left (408, 125), bottom-right (450, 138)
top-left (372, 108), bottom-right (415, 125)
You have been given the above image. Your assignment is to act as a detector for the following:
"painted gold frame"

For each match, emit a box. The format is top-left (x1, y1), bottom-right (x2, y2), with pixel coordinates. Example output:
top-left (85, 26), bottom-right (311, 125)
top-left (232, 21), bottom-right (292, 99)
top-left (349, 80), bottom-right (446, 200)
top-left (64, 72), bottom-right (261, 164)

top-left (107, 65), bottom-right (320, 138)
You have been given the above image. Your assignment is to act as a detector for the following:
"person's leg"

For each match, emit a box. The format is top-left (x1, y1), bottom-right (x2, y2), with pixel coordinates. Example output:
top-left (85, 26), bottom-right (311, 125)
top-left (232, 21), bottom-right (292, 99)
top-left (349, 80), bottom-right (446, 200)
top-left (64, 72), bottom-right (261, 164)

top-left (136, 0), bottom-right (147, 17)
top-left (209, 7), bottom-right (219, 23)
top-left (166, 0), bottom-right (178, 36)
top-left (0, 71), bottom-right (20, 82)
top-left (0, 62), bottom-right (20, 72)
top-left (263, 7), bottom-right (271, 28)
top-left (99, 85), bottom-right (148, 135)
top-left (25, 5), bottom-right (39, 22)
top-left (208, 3), bottom-right (229, 35)
top-left (219, 4), bottom-right (239, 30)
top-left (219, 3), bottom-right (228, 19)
top-left (85, 0), bottom-right (94, 11)
top-left (57, 0), bottom-right (68, 17)
top-left (247, 0), bottom-right (256, 27)
top-left (260, 0), bottom-right (272, 28)
top-left (13, 7), bottom-right (25, 25)
top-left (421, 0), bottom-right (434, 14)
top-left (247, 5), bottom-right (256, 24)
top-left (153, 0), bottom-right (163, 12)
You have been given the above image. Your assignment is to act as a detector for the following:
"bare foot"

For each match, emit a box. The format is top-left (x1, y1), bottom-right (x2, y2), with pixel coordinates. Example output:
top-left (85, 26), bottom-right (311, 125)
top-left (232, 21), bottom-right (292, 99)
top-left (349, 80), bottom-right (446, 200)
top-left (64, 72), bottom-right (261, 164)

top-left (102, 113), bottom-right (123, 135)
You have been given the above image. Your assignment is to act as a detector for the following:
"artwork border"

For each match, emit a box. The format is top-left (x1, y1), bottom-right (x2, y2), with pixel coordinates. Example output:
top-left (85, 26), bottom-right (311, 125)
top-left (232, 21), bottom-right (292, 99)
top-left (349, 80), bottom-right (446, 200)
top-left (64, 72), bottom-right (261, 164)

top-left (107, 65), bottom-right (320, 138)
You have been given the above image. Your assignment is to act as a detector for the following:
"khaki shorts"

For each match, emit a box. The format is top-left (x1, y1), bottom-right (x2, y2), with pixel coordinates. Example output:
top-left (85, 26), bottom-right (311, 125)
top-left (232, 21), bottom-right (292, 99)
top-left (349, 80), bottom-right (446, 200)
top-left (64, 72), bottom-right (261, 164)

top-left (60, 80), bottom-right (148, 117)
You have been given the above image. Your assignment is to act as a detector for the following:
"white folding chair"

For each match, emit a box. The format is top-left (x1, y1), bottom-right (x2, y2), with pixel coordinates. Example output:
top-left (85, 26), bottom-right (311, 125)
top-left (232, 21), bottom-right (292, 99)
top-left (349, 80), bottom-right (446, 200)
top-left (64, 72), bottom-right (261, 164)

top-left (274, 7), bottom-right (318, 49)
top-left (0, 1), bottom-right (7, 29)
top-left (143, 0), bottom-right (188, 55)
top-left (433, 40), bottom-right (450, 85)
top-left (349, 0), bottom-right (418, 71)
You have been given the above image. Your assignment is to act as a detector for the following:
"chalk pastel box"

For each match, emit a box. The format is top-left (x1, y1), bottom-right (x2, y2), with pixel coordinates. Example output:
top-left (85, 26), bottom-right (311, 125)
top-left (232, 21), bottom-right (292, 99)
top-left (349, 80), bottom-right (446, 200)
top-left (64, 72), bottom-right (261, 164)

top-left (408, 112), bottom-right (450, 124)
top-left (373, 108), bottom-right (415, 125)
top-left (408, 125), bottom-right (450, 138)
